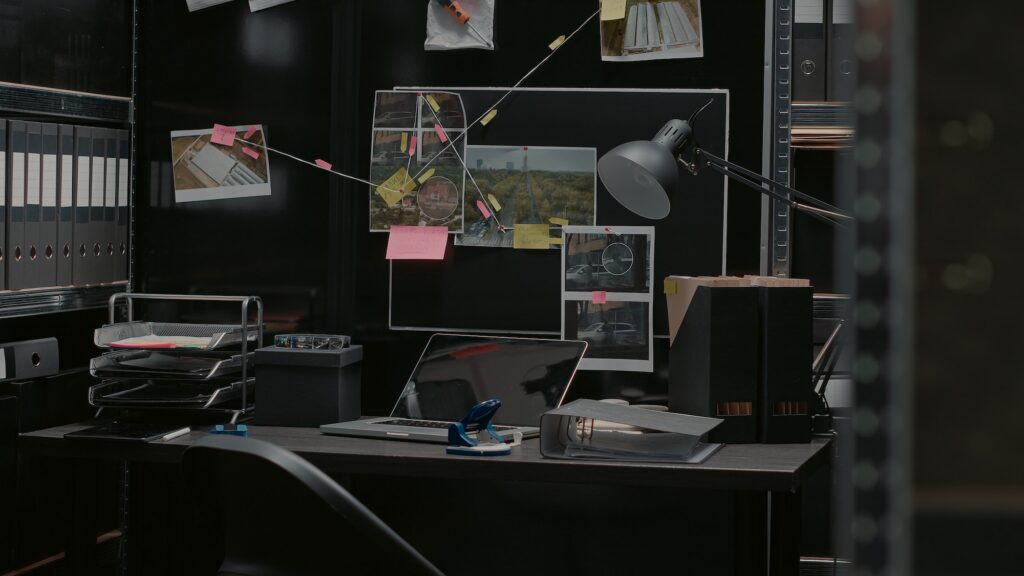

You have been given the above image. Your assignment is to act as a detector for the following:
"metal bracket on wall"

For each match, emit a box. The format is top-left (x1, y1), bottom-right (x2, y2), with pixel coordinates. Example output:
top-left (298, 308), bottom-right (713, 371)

top-left (764, 0), bottom-right (794, 277)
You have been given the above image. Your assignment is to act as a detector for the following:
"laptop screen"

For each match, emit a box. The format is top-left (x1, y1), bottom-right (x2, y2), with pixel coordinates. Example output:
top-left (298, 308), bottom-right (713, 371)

top-left (390, 334), bottom-right (588, 426)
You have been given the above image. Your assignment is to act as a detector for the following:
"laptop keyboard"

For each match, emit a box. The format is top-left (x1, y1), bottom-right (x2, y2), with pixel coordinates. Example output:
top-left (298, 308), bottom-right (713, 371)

top-left (379, 418), bottom-right (517, 431)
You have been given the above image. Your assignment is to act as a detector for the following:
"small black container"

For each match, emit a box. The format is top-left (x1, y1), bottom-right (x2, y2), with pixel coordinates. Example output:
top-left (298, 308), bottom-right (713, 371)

top-left (254, 344), bottom-right (362, 426)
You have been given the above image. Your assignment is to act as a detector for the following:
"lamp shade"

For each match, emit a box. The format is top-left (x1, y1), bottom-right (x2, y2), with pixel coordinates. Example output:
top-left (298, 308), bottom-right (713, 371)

top-left (597, 139), bottom-right (677, 220)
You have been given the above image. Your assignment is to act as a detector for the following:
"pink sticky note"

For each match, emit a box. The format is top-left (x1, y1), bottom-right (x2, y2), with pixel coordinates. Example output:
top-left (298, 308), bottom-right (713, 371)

top-left (476, 199), bottom-right (492, 219)
top-left (242, 146), bottom-right (260, 159)
top-left (244, 125), bottom-right (258, 139)
top-left (408, 135), bottom-right (417, 157)
top-left (433, 123), bottom-right (448, 143)
top-left (386, 226), bottom-right (448, 260)
top-left (591, 291), bottom-right (607, 304)
top-left (211, 124), bottom-right (236, 146)
top-left (315, 159), bottom-right (332, 170)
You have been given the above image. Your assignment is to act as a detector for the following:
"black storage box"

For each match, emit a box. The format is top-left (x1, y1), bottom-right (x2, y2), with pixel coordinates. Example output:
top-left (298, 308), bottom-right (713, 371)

top-left (254, 344), bottom-right (363, 426)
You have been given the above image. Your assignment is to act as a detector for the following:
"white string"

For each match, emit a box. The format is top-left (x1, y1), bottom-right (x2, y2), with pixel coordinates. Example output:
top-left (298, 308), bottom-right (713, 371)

top-left (235, 137), bottom-right (401, 194)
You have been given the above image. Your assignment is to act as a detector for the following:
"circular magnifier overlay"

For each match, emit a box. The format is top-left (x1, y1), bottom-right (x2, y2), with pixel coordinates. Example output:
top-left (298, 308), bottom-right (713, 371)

top-left (417, 176), bottom-right (460, 221)
top-left (601, 242), bottom-right (634, 276)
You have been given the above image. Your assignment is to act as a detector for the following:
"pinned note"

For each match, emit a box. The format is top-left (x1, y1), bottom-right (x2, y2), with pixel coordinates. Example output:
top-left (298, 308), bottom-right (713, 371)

top-left (400, 132), bottom-right (408, 153)
top-left (433, 123), bottom-right (448, 143)
top-left (315, 159), bottom-right (332, 170)
top-left (210, 124), bottom-right (236, 146)
top-left (376, 166), bottom-right (416, 207)
top-left (513, 224), bottom-right (554, 250)
top-left (487, 194), bottom-right (502, 211)
top-left (481, 109), bottom-right (498, 126)
top-left (386, 226), bottom-right (448, 260)
top-left (548, 35), bottom-right (566, 51)
top-left (549, 237), bottom-right (564, 245)
top-left (591, 291), bottom-right (608, 304)
top-left (417, 167), bottom-right (436, 184)
top-left (425, 94), bottom-right (441, 113)
top-left (408, 135), bottom-right (417, 156)
top-left (243, 125), bottom-right (258, 139)
top-left (476, 199), bottom-right (492, 219)
top-left (664, 278), bottom-right (678, 295)
top-left (242, 146), bottom-right (260, 160)
top-left (549, 217), bottom-right (569, 226)
top-left (600, 0), bottom-right (627, 20)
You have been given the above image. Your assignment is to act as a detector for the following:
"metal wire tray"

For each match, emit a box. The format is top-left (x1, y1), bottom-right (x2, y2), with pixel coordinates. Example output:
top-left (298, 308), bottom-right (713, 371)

top-left (89, 377), bottom-right (254, 409)
top-left (94, 321), bottom-right (258, 351)
top-left (89, 349), bottom-right (252, 381)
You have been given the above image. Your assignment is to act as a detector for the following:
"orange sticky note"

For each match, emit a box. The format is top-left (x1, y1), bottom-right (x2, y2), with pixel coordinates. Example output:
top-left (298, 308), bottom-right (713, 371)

top-left (211, 124), bottom-right (236, 146)
top-left (433, 123), bottom-right (448, 143)
top-left (386, 226), bottom-right (448, 260)
top-left (243, 125), bottom-right (258, 139)
top-left (315, 159), bottom-right (332, 170)
top-left (408, 135), bottom-right (417, 156)
top-left (242, 146), bottom-right (260, 159)
top-left (592, 291), bottom-right (607, 304)
top-left (476, 199), bottom-right (492, 219)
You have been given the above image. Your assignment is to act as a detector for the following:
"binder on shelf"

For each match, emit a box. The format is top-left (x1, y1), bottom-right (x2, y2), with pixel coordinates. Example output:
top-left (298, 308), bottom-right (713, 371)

top-left (1, 119), bottom-right (7, 290)
top-left (666, 276), bottom-right (759, 443)
top-left (25, 122), bottom-right (42, 288)
top-left (72, 126), bottom-right (92, 286)
top-left (104, 129), bottom-right (118, 284)
top-left (116, 129), bottom-right (130, 282)
top-left (7, 120), bottom-right (28, 290)
top-left (749, 277), bottom-right (813, 444)
top-left (792, 0), bottom-right (827, 101)
top-left (826, 0), bottom-right (855, 101)
top-left (57, 124), bottom-right (75, 286)
top-left (89, 127), bottom-right (105, 285)
top-left (40, 123), bottom-right (59, 288)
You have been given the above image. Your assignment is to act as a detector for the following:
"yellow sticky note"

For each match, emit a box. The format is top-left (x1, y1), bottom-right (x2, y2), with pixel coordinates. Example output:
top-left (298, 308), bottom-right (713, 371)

top-left (549, 237), bottom-right (564, 245)
top-left (376, 166), bottom-right (416, 207)
top-left (600, 0), bottom-right (627, 21)
top-left (487, 194), bottom-right (502, 211)
top-left (481, 109), bottom-right (498, 126)
top-left (664, 278), bottom-right (678, 295)
top-left (425, 94), bottom-right (441, 113)
top-left (400, 132), bottom-right (408, 153)
top-left (548, 35), bottom-right (566, 51)
top-left (513, 224), bottom-right (554, 250)
top-left (417, 167), bottom-right (436, 184)
top-left (549, 217), bottom-right (569, 226)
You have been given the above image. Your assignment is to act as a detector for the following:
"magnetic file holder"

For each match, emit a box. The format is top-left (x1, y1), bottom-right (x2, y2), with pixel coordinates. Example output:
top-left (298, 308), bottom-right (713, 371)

top-left (667, 283), bottom-right (759, 443)
top-left (754, 285), bottom-right (813, 443)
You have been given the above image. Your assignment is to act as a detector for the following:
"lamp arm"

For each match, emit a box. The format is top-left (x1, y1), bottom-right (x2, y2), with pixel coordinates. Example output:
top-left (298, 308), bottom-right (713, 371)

top-left (691, 149), bottom-right (854, 225)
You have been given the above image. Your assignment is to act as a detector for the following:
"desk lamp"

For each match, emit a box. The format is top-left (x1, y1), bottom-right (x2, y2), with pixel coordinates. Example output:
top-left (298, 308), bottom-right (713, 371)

top-left (596, 100), bottom-right (853, 226)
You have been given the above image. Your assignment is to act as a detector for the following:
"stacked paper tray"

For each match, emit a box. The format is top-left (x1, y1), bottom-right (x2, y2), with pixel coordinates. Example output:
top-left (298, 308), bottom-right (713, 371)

top-left (94, 321), bottom-right (257, 351)
top-left (89, 378), bottom-right (254, 409)
top-left (89, 349), bottom-right (252, 381)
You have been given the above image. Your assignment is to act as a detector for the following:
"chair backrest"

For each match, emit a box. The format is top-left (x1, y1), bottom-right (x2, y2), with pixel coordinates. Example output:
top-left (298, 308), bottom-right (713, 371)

top-left (182, 434), bottom-right (446, 576)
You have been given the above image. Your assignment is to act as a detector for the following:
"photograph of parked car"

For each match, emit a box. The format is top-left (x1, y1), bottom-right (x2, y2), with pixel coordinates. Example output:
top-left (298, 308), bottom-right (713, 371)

top-left (564, 301), bottom-right (651, 363)
top-left (369, 90), bottom-right (466, 232)
top-left (563, 231), bottom-right (651, 293)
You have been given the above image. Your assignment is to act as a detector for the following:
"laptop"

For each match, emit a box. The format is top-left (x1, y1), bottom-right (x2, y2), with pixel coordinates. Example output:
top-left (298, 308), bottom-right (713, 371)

top-left (320, 334), bottom-right (588, 443)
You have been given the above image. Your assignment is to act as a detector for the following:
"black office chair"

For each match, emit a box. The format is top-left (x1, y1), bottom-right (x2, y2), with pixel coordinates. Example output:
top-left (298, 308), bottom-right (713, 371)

top-left (182, 435), bottom-right (446, 576)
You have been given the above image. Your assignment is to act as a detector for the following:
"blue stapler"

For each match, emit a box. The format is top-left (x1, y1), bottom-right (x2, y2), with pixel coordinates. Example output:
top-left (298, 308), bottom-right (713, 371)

top-left (446, 399), bottom-right (512, 456)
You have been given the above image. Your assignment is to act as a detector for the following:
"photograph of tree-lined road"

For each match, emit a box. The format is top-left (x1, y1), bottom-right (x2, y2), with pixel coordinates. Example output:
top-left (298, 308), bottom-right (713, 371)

top-left (457, 146), bottom-right (596, 248)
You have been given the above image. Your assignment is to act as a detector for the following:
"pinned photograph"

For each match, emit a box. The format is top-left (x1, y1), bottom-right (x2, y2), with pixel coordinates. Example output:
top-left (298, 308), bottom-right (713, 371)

top-left (369, 90), bottom-right (466, 232)
top-left (564, 300), bottom-right (653, 371)
top-left (600, 0), bottom-right (704, 62)
top-left (170, 125), bottom-right (271, 203)
top-left (456, 146), bottom-right (596, 248)
top-left (563, 230), bottom-right (651, 293)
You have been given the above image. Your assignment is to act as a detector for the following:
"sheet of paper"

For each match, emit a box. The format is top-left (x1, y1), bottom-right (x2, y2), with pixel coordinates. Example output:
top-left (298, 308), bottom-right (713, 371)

top-left (601, 0), bottom-right (628, 20)
top-left (210, 124), bottom-right (236, 146)
top-left (386, 226), bottom-right (448, 260)
top-left (513, 223), bottom-right (554, 249)
top-left (376, 166), bottom-right (415, 207)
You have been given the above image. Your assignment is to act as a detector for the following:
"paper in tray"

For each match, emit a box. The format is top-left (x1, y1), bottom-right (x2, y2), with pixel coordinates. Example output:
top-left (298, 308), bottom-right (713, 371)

top-left (89, 349), bottom-right (251, 380)
top-left (539, 399), bottom-right (724, 464)
top-left (94, 321), bottom-right (257, 351)
top-left (89, 378), bottom-right (253, 409)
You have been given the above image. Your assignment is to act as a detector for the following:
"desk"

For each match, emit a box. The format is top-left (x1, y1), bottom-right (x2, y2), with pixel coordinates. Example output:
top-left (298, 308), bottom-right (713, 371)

top-left (21, 423), bottom-right (832, 575)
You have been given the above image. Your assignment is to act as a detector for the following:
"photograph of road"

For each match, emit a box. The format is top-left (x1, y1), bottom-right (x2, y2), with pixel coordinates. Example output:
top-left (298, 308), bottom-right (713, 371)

top-left (563, 231), bottom-right (652, 293)
top-left (369, 90), bottom-right (466, 232)
top-left (170, 125), bottom-right (271, 203)
top-left (564, 301), bottom-right (651, 362)
top-left (456, 146), bottom-right (596, 248)
top-left (600, 0), bottom-right (703, 62)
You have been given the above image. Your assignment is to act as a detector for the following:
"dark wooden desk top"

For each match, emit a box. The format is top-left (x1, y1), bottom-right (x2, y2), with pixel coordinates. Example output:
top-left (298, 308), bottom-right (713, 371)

top-left (20, 423), bottom-right (831, 493)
